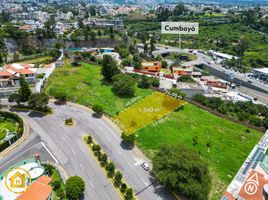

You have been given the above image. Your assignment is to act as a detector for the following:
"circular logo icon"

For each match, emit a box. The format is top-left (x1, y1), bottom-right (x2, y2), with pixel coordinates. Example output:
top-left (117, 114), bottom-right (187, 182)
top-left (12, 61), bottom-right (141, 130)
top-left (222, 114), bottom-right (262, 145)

top-left (244, 182), bottom-right (258, 195)
top-left (4, 167), bottom-right (32, 194)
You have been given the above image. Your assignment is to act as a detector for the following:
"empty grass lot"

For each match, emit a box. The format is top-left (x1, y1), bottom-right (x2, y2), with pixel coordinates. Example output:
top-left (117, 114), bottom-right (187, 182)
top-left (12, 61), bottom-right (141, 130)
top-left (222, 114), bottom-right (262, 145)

top-left (46, 60), bottom-right (152, 116)
top-left (22, 56), bottom-right (53, 64)
top-left (113, 92), bottom-right (185, 134)
top-left (135, 103), bottom-right (263, 199)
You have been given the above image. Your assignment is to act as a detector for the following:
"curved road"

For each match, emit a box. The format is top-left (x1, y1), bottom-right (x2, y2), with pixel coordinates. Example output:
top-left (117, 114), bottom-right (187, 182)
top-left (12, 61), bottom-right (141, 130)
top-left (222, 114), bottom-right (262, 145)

top-left (0, 102), bottom-right (175, 200)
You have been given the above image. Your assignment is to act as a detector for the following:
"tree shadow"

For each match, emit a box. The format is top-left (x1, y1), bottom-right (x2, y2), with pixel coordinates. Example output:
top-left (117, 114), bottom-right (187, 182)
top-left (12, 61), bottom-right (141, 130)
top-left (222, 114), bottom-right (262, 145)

top-left (28, 111), bottom-right (47, 118)
top-left (120, 141), bottom-right (134, 150)
top-left (54, 100), bottom-right (67, 106)
top-left (92, 113), bottom-right (102, 118)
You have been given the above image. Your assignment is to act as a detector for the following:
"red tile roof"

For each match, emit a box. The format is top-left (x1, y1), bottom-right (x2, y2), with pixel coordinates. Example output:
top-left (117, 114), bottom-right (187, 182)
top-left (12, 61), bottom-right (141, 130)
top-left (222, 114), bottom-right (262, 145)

top-left (16, 176), bottom-right (52, 200)
top-left (0, 71), bottom-right (12, 76)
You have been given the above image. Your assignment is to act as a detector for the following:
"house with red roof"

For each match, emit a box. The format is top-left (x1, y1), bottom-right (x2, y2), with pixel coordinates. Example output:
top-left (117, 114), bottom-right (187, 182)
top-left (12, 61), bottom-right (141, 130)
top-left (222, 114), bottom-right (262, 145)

top-left (16, 176), bottom-right (52, 200)
top-left (0, 63), bottom-right (37, 98)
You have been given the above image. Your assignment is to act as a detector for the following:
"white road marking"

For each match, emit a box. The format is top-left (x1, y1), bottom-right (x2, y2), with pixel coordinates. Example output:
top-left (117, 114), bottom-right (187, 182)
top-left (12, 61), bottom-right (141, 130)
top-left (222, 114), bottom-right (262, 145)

top-left (90, 180), bottom-right (94, 188)
top-left (79, 163), bottom-right (85, 171)
top-left (71, 148), bottom-right (76, 155)
top-left (41, 142), bottom-right (59, 164)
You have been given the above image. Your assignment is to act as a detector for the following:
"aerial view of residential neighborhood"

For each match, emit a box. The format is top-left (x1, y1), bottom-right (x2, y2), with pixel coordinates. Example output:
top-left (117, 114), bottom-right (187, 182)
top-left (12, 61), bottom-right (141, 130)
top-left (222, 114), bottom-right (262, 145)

top-left (1, 0), bottom-right (268, 200)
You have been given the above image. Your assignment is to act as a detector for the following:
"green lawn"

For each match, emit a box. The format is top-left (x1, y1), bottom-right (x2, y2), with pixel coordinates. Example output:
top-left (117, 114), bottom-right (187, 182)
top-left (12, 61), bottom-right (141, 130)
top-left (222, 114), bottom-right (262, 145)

top-left (22, 56), bottom-right (53, 64)
top-left (46, 60), bottom-right (152, 116)
top-left (0, 120), bottom-right (18, 140)
top-left (135, 103), bottom-right (263, 199)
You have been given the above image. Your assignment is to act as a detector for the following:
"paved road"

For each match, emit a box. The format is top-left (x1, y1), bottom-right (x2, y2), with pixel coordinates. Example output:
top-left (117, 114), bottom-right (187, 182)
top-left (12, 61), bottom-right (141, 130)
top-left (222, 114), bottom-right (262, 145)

top-left (1, 103), bottom-right (175, 200)
top-left (0, 108), bottom-right (120, 200)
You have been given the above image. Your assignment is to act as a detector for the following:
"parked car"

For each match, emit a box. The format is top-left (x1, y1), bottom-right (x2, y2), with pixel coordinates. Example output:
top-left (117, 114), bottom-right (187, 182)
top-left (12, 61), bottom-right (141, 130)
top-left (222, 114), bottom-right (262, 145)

top-left (141, 162), bottom-right (150, 171)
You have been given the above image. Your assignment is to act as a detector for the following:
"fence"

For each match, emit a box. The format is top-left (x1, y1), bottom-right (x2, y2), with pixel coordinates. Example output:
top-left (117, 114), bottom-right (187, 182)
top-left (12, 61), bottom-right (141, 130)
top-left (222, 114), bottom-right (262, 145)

top-left (35, 63), bottom-right (56, 92)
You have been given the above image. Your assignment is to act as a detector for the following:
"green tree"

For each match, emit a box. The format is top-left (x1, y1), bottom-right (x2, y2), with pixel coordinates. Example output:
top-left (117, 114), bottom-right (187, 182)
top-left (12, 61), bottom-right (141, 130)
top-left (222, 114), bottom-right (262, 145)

top-left (65, 176), bottom-right (85, 200)
top-left (150, 77), bottom-right (160, 87)
top-left (174, 3), bottom-right (186, 16)
top-left (54, 91), bottom-right (67, 102)
top-left (121, 132), bottom-right (135, 147)
top-left (28, 93), bottom-right (49, 110)
top-left (86, 135), bottom-right (92, 144)
top-left (8, 93), bottom-right (20, 105)
top-left (138, 75), bottom-right (151, 89)
top-left (112, 74), bottom-right (135, 97)
top-left (120, 183), bottom-right (127, 193)
top-left (100, 153), bottom-right (108, 166)
top-left (125, 188), bottom-right (134, 200)
top-left (153, 145), bottom-right (211, 200)
top-left (18, 75), bottom-right (31, 102)
top-left (237, 36), bottom-right (248, 56)
top-left (89, 6), bottom-right (96, 16)
top-left (114, 171), bottom-right (122, 186)
top-left (106, 162), bottom-right (115, 177)
top-left (101, 55), bottom-right (119, 82)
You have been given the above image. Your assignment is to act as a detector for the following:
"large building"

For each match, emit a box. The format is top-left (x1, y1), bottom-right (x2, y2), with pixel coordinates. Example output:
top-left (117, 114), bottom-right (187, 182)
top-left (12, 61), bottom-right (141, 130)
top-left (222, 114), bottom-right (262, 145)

top-left (253, 68), bottom-right (268, 84)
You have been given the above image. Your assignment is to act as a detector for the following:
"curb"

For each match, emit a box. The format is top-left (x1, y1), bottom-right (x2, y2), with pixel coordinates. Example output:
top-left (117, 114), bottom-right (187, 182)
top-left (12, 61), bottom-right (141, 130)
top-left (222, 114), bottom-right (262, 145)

top-left (0, 116), bottom-right (30, 159)
top-left (65, 101), bottom-right (150, 162)
top-left (82, 136), bottom-right (125, 200)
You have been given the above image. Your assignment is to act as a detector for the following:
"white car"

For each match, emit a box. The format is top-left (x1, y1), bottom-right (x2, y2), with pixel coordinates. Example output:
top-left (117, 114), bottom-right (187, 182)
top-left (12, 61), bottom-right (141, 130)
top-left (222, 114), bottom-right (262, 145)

top-left (141, 162), bottom-right (150, 171)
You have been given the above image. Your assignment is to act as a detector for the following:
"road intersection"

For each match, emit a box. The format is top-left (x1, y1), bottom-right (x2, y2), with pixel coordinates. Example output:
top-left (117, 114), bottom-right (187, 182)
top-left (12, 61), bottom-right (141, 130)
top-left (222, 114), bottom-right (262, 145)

top-left (0, 102), bottom-right (175, 200)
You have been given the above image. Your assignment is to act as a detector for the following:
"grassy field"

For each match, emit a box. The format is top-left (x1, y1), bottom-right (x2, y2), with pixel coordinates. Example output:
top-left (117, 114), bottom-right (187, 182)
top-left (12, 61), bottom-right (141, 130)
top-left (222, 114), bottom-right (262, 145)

top-left (46, 60), bottom-right (152, 116)
top-left (0, 121), bottom-right (18, 140)
top-left (113, 92), bottom-right (185, 134)
top-left (135, 103), bottom-right (263, 199)
top-left (22, 56), bottom-right (52, 64)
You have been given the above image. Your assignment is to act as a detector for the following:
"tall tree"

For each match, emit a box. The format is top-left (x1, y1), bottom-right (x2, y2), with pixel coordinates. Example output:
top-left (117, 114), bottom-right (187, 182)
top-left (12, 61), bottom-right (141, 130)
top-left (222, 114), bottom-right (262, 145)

top-left (112, 74), bottom-right (135, 97)
top-left (174, 3), bottom-right (186, 16)
top-left (65, 176), bottom-right (85, 200)
top-left (18, 75), bottom-right (31, 102)
top-left (28, 93), bottom-right (49, 110)
top-left (153, 145), bottom-right (211, 200)
top-left (101, 55), bottom-right (119, 81)
top-left (237, 36), bottom-right (248, 56)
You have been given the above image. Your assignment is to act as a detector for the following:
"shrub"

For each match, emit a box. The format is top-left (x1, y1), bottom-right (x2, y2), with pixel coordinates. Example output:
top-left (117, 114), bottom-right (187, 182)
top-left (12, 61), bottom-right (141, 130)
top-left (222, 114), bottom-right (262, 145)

top-left (52, 179), bottom-right (61, 190)
top-left (56, 188), bottom-right (66, 199)
top-left (92, 104), bottom-right (104, 116)
top-left (65, 118), bottom-right (73, 125)
top-left (54, 91), bottom-right (67, 102)
top-left (37, 73), bottom-right (45, 79)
